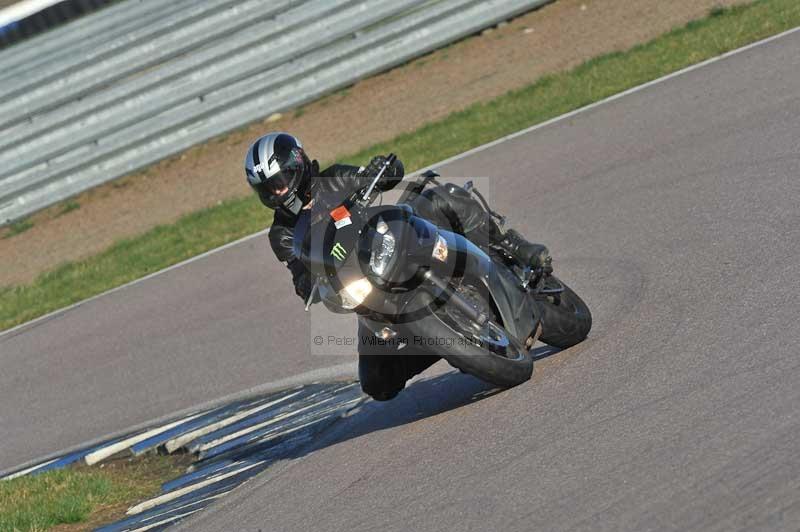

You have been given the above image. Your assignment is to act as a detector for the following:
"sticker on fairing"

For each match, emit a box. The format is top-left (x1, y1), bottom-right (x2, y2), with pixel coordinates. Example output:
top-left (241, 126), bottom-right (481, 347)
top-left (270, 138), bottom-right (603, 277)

top-left (334, 217), bottom-right (352, 229)
top-left (330, 205), bottom-right (352, 229)
top-left (331, 242), bottom-right (348, 261)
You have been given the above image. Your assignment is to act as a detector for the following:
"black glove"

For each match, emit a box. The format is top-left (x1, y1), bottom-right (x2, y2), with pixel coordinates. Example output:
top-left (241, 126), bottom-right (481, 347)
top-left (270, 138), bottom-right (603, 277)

top-left (363, 155), bottom-right (404, 191)
top-left (288, 259), bottom-right (319, 303)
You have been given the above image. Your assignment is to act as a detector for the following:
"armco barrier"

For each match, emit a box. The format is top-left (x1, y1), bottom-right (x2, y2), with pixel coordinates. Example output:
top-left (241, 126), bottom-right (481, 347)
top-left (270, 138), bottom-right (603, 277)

top-left (0, 0), bottom-right (120, 49)
top-left (0, 0), bottom-right (550, 224)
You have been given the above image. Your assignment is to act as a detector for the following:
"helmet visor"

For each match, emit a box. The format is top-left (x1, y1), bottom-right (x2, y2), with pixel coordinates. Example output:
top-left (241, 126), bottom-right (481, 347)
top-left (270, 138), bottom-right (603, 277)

top-left (263, 169), bottom-right (296, 197)
top-left (261, 148), bottom-right (310, 208)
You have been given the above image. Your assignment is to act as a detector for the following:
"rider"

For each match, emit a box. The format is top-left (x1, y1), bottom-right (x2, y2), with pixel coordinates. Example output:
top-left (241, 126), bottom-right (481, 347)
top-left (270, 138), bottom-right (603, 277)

top-left (245, 132), bottom-right (549, 400)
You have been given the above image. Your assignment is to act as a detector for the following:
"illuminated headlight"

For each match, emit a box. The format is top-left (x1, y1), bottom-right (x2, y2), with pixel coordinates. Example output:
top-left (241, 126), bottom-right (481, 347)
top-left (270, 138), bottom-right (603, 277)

top-left (340, 277), bottom-right (373, 309)
top-left (432, 234), bottom-right (448, 263)
top-left (369, 221), bottom-right (396, 276)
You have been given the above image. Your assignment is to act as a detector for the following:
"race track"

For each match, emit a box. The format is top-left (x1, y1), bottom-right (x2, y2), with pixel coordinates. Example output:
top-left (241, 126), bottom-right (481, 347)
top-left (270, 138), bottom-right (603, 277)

top-left (4, 28), bottom-right (800, 531)
top-left (0, 227), bottom-right (359, 472)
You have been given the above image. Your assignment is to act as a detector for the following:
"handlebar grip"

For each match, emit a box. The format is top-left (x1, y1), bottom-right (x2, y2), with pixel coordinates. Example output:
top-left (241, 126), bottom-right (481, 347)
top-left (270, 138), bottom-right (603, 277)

top-left (386, 153), bottom-right (397, 165)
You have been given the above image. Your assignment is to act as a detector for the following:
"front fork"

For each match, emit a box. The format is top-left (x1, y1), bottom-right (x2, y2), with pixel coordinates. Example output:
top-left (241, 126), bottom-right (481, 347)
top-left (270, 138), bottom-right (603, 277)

top-left (421, 270), bottom-right (491, 327)
top-left (420, 270), bottom-right (536, 351)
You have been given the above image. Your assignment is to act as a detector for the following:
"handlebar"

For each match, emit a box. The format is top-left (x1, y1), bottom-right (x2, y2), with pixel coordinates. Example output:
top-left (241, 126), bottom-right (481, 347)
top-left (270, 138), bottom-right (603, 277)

top-left (360, 153), bottom-right (397, 204)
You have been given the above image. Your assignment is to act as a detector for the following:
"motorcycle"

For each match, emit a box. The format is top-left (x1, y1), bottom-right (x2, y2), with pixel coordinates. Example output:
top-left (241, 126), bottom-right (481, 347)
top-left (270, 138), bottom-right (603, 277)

top-left (298, 155), bottom-right (591, 388)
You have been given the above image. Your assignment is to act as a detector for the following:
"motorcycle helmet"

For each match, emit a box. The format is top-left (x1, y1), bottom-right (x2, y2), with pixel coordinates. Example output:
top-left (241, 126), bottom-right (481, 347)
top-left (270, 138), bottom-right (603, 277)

top-left (245, 132), bottom-right (319, 215)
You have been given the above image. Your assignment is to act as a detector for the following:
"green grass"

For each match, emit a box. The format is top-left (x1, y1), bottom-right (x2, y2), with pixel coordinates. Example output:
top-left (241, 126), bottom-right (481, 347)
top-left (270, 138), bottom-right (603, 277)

top-left (338, 1), bottom-right (800, 171)
top-left (57, 201), bottom-right (81, 217)
top-left (0, 470), bottom-right (110, 530)
top-left (2, 0), bottom-right (799, 332)
top-left (0, 456), bottom-right (183, 531)
top-left (1, 197), bottom-right (272, 329)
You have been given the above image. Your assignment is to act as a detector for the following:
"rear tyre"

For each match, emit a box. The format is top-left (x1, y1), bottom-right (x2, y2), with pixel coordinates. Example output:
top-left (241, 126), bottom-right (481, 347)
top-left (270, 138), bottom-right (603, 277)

top-left (537, 276), bottom-right (592, 349)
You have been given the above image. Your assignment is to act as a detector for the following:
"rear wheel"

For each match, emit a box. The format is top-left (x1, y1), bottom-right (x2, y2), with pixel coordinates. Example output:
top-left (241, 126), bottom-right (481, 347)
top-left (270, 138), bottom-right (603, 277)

top-left (536, 276), bottom-right (592, 349)
top-left (416, 281), bottom-right (533, 388)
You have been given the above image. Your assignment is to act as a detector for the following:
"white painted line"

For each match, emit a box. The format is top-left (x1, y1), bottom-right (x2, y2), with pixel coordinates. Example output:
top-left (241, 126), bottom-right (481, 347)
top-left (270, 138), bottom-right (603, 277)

top-left (84, 411), bottom-right (205, 466)
top-left (182, 459), bottom-right (245, 478)
top-left (3, 24), bottom-right (799, 339)
top-left (191, 383), bottom-right (358, 452)
top-left (0, 228), bottom-right (269, 340)
top-left (163, 389), bottom-right (303, 454)
top-left (193, 392), bottom-right (353, 453)
top-left (126, 460), bottom-right (267, 515)
top-left (0, 457), bottom-right (58, 481)
top-left (415, 24), bottom-right (800, 173)
top-left (127, 509), bottom-right (204, 531)
top-left (177, 463), bottom-right (251, 487)
top-left (135, 491), bottom-right (230, 524)
top-left (201, 414), bottom-right (336, 455)
top-left (0, 363), bottom-right (357, 479)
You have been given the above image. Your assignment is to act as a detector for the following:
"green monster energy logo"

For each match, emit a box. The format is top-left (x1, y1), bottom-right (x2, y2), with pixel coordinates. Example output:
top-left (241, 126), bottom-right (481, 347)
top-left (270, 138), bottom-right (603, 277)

top-left (331, 242), bottom-right (347, 261)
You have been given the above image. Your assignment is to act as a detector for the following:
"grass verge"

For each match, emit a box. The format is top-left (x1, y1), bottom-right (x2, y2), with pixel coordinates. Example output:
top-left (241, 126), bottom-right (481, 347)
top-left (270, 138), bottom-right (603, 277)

top-left (1, 0), bottom-right (799, 331)
top-left (1, 198), bottom-right (272, 330)
top-left (0, 455), bottom-right (186, 532)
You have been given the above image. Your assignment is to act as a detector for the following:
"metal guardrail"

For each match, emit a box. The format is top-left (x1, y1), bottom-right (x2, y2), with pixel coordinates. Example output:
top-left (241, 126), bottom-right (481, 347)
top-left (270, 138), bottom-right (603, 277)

top-left (0, 0), bottom-right (120, 49)
top-left (0, 0), bottom-right (550, 224)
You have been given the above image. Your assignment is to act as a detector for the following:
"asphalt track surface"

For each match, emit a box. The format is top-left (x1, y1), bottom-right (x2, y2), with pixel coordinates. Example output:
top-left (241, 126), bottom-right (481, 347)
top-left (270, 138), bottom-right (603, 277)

top-left (3, 28), bottom-right (800, 531)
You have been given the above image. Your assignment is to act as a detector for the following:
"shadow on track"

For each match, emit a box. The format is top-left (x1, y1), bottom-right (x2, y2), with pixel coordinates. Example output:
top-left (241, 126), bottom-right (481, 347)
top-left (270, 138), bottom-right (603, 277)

top-left (95, 345), bottom-right (564, 531)
top-left (295, 345), bottom-right (562, 460)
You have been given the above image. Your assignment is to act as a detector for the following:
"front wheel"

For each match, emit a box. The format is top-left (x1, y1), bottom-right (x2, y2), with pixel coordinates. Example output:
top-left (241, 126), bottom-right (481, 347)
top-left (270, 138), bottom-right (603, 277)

top-left (414, 282), bottom-right (533, 388)
top-left (536, 276), bottom-right (592, 349)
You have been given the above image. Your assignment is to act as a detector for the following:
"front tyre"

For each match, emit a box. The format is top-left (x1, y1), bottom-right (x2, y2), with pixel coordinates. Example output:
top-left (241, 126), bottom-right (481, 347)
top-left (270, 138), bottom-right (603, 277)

top-left (537, 276), bottom-right (592, 349)
top-left (414, 282), bottom-right (533, 388)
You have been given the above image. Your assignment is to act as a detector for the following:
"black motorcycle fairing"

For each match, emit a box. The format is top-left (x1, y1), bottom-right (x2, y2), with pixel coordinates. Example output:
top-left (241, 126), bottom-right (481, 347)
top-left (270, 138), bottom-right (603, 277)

top-left (355, 226), bottom-right (540, 344)
top-left (299, 201), bottom-right (439, 315)
top-left (432, 229), bottom-right (540, 343)
top-left (298, 202), bottom-right (361, 283)
top-left (298, 192), bottom-right (539, 344)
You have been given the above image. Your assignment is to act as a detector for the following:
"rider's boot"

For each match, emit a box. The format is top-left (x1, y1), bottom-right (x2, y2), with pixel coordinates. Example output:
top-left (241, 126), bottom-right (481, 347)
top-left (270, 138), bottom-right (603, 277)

top-left (497, 228), bottom-right (551, 271)
top-left (466, 216), bottom-right (551, 271)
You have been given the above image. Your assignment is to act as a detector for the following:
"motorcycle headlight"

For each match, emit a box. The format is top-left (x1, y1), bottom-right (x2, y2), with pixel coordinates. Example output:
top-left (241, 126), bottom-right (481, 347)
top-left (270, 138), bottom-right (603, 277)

top-left (340, 277), bottom-right (372, 309)
top-left (369, 219), bottom-right (396, 276)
